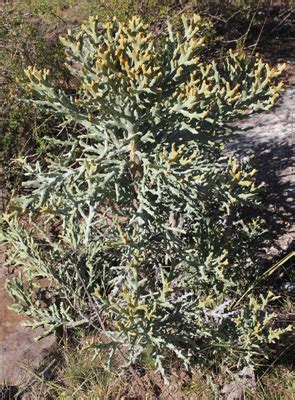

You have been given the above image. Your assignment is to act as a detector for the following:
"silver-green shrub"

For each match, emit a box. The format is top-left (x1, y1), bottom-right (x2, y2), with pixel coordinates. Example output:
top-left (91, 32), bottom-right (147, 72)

top-left (0, 15), bottom-right (289, 375)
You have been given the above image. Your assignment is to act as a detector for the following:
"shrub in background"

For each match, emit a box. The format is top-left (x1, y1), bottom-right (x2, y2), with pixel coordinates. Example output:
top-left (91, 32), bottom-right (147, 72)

top-left (0, 8), bottom-right (67, 153)
top-left (0, 14), bottom-right (290, 376)
top-left (0, 8), bottom-right (71, 211)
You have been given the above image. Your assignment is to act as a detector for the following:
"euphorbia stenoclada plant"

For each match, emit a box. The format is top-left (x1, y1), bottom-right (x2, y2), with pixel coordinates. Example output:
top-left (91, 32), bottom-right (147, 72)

top-left (1, 15), bottom-right (288, 374)
top-left (20, 15), bottom-right (284, 219)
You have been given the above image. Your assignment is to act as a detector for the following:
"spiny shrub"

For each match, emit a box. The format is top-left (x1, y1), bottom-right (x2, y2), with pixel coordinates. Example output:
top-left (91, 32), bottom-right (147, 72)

top-left (0, 15), bottom-right (290, 376)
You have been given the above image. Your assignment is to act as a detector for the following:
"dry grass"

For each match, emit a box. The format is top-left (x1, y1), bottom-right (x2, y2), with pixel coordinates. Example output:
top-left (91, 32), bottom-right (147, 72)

top-left (20, 341), bottom-right (294, 399)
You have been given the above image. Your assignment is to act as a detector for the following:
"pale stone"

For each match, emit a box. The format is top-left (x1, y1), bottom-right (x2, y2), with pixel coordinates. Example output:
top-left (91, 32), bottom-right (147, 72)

top-left (0, 261), bottom-right (56, 386)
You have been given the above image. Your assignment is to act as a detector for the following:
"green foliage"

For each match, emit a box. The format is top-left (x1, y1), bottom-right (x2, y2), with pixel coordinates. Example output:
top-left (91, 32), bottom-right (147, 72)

top-left (17, 0), bottom-right (177, 26)
top-left (0, 8), bottom-right (66, 159)
top-left (1, 14), bottom-right (290, 377)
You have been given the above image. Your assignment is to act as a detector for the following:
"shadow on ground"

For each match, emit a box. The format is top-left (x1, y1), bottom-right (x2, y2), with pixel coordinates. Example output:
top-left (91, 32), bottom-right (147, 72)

top-left (237, 139), bottom-right (293, 249)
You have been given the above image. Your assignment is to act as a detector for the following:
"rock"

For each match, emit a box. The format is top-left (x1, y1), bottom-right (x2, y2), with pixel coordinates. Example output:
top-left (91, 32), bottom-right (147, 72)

top-left (221, 367), bottom-right (256, 400)
top-left (226, 86), bottom-right (295, 253)
top-left (0, 253), bottom-right (57, 387)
